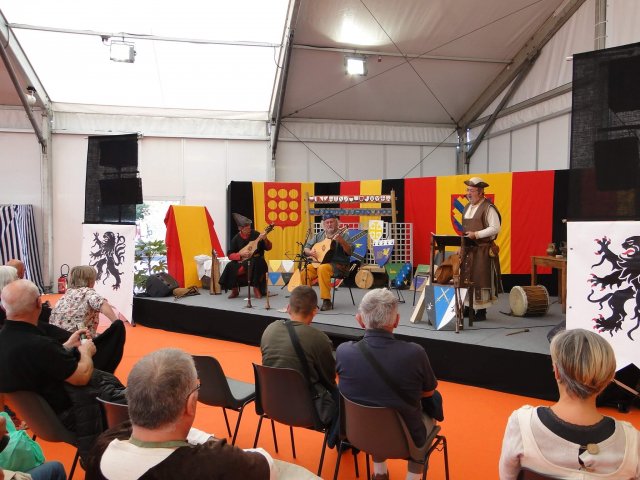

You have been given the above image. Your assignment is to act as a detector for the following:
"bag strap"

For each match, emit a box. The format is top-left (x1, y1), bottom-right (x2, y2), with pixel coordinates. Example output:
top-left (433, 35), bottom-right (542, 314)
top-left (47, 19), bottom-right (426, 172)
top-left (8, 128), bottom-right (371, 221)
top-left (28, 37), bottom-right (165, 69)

top-left (284, 320), bottom-right (314, 390)
top-left (356, 340), bottom-right (418, 407)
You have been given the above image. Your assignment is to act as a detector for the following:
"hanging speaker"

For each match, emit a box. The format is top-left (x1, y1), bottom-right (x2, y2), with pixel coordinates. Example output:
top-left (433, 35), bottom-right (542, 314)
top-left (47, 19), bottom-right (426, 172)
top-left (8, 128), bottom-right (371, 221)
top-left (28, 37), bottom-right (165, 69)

top-left (594, 137), bottom-right (639, 191)
top-left (99, 178), bottom-right (143, 205)
top-left (608, 55), bottom-right (640, 113)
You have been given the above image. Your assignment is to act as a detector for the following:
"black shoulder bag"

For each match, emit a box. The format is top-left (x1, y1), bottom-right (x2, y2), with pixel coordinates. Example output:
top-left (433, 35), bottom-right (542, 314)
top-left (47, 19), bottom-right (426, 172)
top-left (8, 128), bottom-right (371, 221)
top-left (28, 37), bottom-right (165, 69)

top-left (284, 320), bottom-right (337, 425)
top-left (356, 340), bottom-right (444, 421)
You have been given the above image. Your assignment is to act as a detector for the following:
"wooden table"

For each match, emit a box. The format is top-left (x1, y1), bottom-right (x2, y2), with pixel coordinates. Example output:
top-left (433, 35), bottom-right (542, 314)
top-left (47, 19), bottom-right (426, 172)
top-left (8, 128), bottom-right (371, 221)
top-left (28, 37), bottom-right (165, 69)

top-left (531, 256), bottom-right (567, 313)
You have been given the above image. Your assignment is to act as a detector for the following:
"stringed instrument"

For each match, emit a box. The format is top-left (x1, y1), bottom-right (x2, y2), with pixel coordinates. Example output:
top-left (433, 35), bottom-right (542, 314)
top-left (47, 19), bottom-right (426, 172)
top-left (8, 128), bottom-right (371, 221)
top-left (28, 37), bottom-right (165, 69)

top-left (309, 225), bottom-right (349, 268)
top-left (238, 224), bottom-right (275, 258)
top-left (209, 247), bottom-right (221, 295)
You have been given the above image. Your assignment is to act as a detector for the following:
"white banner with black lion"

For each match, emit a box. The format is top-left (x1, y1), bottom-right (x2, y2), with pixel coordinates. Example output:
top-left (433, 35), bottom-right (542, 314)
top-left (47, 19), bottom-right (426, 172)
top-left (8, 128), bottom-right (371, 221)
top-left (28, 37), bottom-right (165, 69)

top-left (81, 224), bottom-right (136, 323)
top-left (567, 221), bottom-right (640, 370)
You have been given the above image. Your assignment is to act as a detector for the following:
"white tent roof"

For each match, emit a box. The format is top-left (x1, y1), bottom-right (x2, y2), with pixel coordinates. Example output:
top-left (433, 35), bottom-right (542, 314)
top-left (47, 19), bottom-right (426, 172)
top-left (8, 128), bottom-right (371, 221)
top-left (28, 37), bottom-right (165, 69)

top-left (0, 0), bottom-right (592, 129)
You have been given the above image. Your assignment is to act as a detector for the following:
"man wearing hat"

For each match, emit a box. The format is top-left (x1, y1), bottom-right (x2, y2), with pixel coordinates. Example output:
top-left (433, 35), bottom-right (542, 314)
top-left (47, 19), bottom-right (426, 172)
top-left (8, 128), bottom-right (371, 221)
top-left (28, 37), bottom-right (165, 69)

top-left (218, 213), bottom-right (272, 299)
top-left (303, 213), bottom-right (353, 311)
top-left (459, 177), bottom-right (502, 321)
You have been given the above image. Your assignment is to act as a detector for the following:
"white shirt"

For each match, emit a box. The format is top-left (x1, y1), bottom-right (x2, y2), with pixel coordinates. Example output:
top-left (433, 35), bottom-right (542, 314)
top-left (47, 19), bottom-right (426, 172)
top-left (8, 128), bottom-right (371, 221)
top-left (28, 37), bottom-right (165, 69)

top-left (464, 199), bottom-right (501, 239)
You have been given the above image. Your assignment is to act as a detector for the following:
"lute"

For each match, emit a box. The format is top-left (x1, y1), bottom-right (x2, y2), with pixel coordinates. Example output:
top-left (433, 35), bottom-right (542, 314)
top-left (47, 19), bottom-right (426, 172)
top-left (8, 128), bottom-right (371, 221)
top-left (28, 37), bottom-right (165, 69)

top-left (238, 224), bottom-right (275, 258)
top-left (309, 226), bottom-right (349, 268)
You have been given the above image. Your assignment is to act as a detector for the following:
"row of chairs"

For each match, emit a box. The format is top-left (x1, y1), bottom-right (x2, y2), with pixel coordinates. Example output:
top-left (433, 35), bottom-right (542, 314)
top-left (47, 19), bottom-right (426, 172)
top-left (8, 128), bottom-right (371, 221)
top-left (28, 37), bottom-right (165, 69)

top-left (4, 356), bottom-right (451, 479)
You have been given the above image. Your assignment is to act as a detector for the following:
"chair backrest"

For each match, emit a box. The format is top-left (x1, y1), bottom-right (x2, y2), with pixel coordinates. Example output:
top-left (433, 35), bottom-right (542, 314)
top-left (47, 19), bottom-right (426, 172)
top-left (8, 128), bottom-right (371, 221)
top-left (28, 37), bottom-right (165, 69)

top-left (253, 363), bottom-right (321, 429)
top-left (517, 469), bottom-right (559, 480)
top-left (3, 391), bottom-right (76, 444)
top-left (96, 397), bottom-right (129, 429)
top-left (193, 355), bottom-right (235, 408)
top-left (341, 393), bottom-right (424, 461)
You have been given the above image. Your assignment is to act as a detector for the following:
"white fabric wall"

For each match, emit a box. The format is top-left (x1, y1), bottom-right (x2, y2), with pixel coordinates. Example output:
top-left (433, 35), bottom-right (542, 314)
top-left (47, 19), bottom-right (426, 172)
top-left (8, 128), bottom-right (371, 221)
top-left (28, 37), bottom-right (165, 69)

top-left (0, 130), bottom-right (45, 267)
top-left (608, 0), bottom-right (640, 47)
top-left (51, 134), bottom-right (269, 283)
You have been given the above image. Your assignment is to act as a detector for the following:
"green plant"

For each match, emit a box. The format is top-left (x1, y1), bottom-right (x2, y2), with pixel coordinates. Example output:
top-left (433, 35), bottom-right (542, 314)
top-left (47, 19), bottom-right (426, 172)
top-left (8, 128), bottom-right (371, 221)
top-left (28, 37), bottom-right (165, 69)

top-left (134, 239), bottom-right (168, 291)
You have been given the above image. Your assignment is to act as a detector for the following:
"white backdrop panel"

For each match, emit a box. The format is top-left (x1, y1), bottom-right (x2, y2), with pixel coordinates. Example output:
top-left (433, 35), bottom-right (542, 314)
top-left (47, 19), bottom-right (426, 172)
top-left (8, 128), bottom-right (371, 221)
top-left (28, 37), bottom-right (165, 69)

top-left (308, 143), bottom-right (347, 181)
top-left (81, 224), bottom-right (135, 323)
top-left (538, 115), bottom-right (570, 170)
top-left (567, 221), bottom-right (640, 369)
top-left (226, 140), bottom-right (269, 182)
top-left (608, 0), bottom-right (640, 48)
top-left (385, 145), bottom-right (421, 178)
top-left (0, 132), bottom-right (42, 205)
top-left (469, 140), bottom-right (488, 173)
top-left (139, 138), bottom-right (184, 198)
top-left (511, 125), bottom-right (537, 172)
top-left (421, 147), bottom-right (457, 177)
top-left (347, 144), bottom-right (384, 180)
top-left (488, 134), bottom-right (510, 172)
top-left (276, 142), bottom-right (309, 181)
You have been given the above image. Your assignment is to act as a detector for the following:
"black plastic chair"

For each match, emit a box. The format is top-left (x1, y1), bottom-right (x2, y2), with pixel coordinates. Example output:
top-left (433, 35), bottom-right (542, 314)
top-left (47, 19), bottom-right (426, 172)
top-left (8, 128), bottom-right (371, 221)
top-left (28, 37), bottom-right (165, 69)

top-left (96, 397), bottom-right (129, 429)
top-left (333, 393), bottom-right (449, 480)
top-left (4, 391), bottom-right (80, 480)
top-left (252, 363), bottom-right (329, 476)
top-left (518, 469), bottom-right (560, 480)
top-left (331, 263), bottom-right (357, 307)
top-left (193, 355), bottom-right (256, 445)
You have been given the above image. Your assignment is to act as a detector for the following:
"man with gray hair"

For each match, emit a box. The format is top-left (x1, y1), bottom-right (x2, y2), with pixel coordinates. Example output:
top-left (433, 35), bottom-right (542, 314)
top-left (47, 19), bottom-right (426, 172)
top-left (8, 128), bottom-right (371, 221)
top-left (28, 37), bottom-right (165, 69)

top-left (88, 348), bottom-right (321, 479)
top-left (336, 288), bottom-right (438, 480)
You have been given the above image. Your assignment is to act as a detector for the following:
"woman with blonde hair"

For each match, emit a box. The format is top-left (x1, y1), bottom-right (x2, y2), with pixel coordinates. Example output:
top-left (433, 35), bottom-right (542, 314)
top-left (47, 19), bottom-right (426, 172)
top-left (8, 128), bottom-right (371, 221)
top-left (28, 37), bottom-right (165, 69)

top-left (50, 265), bottom-right (126, 373)
top-left (499, 328), bottom-right (639, 478)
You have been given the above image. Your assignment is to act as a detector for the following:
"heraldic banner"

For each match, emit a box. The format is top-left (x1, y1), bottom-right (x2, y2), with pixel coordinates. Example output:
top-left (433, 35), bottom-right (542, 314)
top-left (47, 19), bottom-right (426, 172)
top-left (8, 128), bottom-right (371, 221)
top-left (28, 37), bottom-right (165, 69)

top-left (81, 224), bottom-right (136, 323)
top-left (567, 221), bottom-right (640, 369)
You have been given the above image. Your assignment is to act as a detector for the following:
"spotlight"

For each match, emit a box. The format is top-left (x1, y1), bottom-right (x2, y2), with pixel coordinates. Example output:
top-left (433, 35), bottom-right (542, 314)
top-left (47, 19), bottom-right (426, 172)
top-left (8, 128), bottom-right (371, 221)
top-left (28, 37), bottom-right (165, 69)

top-left (26, 86), bottom-right (37, 106)
top-left (345, 55), bottom-right (367, 76)
top-left (110, 40), bottom-right (136, 63)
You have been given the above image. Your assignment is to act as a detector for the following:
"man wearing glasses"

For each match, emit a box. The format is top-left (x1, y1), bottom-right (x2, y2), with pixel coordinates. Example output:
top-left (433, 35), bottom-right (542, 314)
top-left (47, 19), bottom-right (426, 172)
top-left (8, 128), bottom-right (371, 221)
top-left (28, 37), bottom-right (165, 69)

top-left (459, 177), bottom-right (502, 321)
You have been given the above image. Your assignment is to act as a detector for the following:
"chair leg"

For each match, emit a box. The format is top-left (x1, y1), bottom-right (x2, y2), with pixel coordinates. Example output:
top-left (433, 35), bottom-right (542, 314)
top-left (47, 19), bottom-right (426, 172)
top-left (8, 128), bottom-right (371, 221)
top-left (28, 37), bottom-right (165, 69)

top-left (231, 407), bottom-right (245, 445)
top-left (289, 425), bottom-right (296, 458)
top-left (332, 442), bottom-right (344, 480)
top-left (348, 286), bottom-right (355, 305)
top-left (68, 449), bottom-right (80, 480)
top-left (317, 429), bottom-right (329, 476)
top-left (365, 453), bottom-right (371, 480)
top-left (253, 416), bottom-right (263, 448)
top-left (442, 436), bottom-right (450, 480)
top-left (352, 447), bottom-right (360, 478)
top-left (332, 283), bottom-right (336, 306)
top-left (270, 419), bottom-right (279, 453)
top-left (222, 408), bottom-right (232, 438)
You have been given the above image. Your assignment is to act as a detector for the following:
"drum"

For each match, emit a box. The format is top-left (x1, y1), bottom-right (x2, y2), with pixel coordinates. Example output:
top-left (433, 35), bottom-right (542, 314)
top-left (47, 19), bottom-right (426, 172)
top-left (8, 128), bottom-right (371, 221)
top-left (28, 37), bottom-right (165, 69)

top-left (355, 269), bottom-right (388, 289)
top-left (509, 285), bottom-right (549, 317)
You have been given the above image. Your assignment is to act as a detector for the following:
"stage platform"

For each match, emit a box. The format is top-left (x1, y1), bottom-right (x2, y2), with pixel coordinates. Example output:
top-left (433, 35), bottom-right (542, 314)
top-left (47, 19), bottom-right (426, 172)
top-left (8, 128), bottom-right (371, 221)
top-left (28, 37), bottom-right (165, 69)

top-left (132, 285), bottom-right (565, 401)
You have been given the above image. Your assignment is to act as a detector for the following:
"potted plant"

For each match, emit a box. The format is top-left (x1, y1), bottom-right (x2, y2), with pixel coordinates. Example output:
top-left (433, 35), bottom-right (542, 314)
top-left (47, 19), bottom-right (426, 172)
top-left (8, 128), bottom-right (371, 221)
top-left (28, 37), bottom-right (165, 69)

top-left (134, 239), bottom-right (168, 292)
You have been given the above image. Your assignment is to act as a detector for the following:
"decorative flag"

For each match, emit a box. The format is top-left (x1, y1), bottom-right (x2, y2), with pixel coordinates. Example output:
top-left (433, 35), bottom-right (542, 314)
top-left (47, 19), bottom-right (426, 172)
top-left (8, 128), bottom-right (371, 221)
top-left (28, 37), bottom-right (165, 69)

top-left (386, 262), bottom-right (412, 288)
top-left (567, 221), bottom-right (640, 369)
top-left (81, 224), bottom-right (136, 323)
top-left (164, 206), bottom-right (223, 288)
top-left (373, 239), bottom-right (394, 267)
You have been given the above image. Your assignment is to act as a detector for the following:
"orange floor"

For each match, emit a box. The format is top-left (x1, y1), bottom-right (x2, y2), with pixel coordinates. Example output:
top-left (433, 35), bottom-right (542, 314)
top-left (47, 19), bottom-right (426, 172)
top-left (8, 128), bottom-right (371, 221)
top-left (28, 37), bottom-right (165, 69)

top-left (25, 304), bottom-right (640, 479)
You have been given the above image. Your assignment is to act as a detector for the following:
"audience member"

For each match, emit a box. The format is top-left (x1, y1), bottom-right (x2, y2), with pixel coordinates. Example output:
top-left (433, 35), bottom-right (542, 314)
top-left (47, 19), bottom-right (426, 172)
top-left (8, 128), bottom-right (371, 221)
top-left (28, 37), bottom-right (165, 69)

top-left (260, 286), bottom-right (339, 443)
top-left (0, 414), bottom-right (66, 480)
top-left (336, 288), bottom-right (439, 480)
top-left (86, 348), bottom-right (320, 479)
top-left (4, 261), bottom-right (24, 280)
top-left (499, 328), bottom-right (640, 479)
top-left (0, 267), bottom-right (19, 326)
top-left (0, 280), bottom-right (124, 460)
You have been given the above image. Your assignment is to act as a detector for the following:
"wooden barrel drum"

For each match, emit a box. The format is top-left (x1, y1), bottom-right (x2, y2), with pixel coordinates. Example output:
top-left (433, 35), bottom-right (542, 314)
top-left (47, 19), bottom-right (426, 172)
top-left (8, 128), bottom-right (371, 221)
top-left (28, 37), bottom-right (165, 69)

top-left (355, 269), bottom-right (388, 289)
top-left (509, 285), bottom-right (549, 317)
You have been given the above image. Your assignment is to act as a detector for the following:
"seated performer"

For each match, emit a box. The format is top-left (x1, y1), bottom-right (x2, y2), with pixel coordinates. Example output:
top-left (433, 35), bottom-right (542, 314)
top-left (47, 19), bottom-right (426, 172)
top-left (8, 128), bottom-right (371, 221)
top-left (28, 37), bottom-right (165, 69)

top-left (303, 213), bottom-right (353, 311)
top-left (218, 213), bottom-right (272, 299)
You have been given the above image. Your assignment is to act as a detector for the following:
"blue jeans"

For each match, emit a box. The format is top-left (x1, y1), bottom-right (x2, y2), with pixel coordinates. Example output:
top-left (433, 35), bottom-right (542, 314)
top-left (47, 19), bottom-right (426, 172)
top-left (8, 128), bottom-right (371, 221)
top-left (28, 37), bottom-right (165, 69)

top-left (27, 461), bottom-right (66, 480)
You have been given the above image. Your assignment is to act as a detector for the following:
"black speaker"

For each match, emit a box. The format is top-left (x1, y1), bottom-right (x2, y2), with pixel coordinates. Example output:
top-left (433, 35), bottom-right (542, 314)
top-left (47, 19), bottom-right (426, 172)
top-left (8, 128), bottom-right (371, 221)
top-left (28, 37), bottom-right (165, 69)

top-left (146, 273), bottom-right (179, 297)
top-left (99, 178), bottom-right (143, 206)
top-left (99, 138), bottom-right (138, 168)
top-left (594, 137), bottom-right (640, 191)
top-left (608, 55), bottom-right (640, 113)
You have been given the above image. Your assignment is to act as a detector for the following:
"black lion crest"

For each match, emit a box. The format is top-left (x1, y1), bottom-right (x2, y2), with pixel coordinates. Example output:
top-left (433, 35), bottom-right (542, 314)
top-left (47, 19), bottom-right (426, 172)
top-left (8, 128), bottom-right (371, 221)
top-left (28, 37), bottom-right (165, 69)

top-left (587, 236), bottom-right (640, 340)
top-left (89, 231), bottom-right (126, 290)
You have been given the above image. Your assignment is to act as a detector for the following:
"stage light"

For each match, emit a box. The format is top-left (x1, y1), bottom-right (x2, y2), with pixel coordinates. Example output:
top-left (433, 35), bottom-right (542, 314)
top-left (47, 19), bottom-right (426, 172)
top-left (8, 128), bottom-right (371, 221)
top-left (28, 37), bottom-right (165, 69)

top-left (345, 55), bottom-right (367, 76)
top-left (26, 86), bottom-right (37, 106)
top-left (110, 40), bottom-right (136, 63)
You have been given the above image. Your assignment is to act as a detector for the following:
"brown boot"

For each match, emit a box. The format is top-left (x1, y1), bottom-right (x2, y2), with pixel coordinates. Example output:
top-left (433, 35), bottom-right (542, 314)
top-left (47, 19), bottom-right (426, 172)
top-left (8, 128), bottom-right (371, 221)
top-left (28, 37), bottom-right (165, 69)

top-left (320, 299), bottom-right (333, 311)
top-left (228, 287), bottom-right (239, 299)
top-left (253, 287), bottom-right (263, 299)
